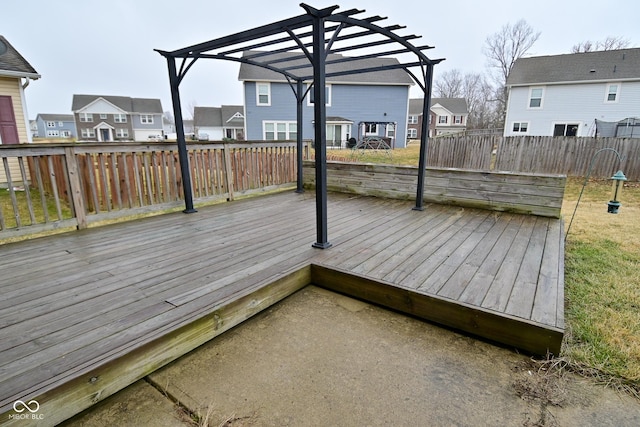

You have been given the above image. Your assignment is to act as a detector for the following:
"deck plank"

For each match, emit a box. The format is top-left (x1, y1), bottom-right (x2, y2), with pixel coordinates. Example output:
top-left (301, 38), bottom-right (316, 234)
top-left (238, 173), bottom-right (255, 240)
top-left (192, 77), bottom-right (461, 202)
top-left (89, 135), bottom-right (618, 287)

top-left (0, 191), bottom-right (564, 419)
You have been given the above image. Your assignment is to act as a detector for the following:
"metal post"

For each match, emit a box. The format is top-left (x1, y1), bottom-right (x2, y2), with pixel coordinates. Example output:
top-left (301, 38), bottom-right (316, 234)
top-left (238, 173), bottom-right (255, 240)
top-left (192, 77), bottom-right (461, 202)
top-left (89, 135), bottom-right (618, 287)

top-left (306, 6), bottom-right (332, 249)
top-left (296, 79), bottom-right (304, 193)
top-left (414, 63), bottom-right (434, 211)
top-left (166, 56), bottom-right (196, 213)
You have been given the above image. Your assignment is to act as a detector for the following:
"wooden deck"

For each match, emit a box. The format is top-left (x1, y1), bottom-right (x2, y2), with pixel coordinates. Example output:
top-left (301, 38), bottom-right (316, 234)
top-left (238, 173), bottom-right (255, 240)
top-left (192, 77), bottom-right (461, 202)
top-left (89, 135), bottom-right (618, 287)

top-left (0, 191), bottom-right (564, 425)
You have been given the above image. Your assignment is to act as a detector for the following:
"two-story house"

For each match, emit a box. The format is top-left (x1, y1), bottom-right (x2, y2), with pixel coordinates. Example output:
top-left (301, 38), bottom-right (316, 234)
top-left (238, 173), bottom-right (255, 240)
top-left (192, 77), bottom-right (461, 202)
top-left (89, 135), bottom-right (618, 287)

top-left (239, 51), bottom-right (413, 148)
top-left (35, 113), bottom-right (77, 139)
top-left (0, 35), bottom-right (40, 186)
top-left (504, 48), bottom-right (640, 137)
top-left (193, 105), bottom-right (245, 141)
top-left (407, 97), bottom-right (469, 139)
top-left (71, 94), bottom-right (164, 142)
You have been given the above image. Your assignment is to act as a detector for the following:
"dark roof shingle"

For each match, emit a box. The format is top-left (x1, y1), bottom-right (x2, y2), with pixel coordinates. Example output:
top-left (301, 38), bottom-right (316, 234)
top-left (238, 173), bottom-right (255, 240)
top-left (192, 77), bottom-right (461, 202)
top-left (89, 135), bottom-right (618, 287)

top-left (71, 95), bottom-right (162, 113)
top-left (507, 48), bottom-right (640, 86)
top-left (0, 35), bottom-right (40, 78)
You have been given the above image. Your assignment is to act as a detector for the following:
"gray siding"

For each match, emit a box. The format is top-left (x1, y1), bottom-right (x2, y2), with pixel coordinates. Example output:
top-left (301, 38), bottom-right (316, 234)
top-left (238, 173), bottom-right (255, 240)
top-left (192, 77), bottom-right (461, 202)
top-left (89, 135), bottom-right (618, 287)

top-left (505, 81), bottom-right (640, 136)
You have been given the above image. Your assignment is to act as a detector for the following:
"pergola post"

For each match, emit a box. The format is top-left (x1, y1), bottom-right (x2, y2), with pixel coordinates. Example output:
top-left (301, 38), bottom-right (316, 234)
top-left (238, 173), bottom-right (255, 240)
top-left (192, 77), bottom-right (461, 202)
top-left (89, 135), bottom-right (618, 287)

top-left (307, 5), bottom-right (333, 249)
top-left (296, 79), bottom-right (304, 193)
top-left (166, 55), bottom-right (197, 213)
top-left (414, 63), bottom-right (435, 211)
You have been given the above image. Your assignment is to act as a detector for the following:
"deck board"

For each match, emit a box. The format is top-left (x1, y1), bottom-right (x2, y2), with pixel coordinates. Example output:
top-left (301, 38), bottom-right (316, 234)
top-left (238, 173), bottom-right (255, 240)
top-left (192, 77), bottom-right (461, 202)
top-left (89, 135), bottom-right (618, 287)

top-left (0, 191), bottom-right (564, 423)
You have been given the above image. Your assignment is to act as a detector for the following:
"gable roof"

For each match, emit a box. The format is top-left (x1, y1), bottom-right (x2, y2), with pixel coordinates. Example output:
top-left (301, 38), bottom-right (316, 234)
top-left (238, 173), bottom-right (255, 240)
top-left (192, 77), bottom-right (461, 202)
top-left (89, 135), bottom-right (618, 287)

top-left (194, 107), bottom-right (222, 127)
top-left (238, 51), bottom-right (414, 85)
top-left (507, 48), bottom-right (640, 87)
top-left (36, 113), bottom-right (74, 122)
top-left (195, 105), bottom-right (245, 127)
top-left (71, 95), bottom-right (163, 114)
top-left (409, 98), bottom-right (468, 115)
top-left (0, 35), bottom-right (40, 79)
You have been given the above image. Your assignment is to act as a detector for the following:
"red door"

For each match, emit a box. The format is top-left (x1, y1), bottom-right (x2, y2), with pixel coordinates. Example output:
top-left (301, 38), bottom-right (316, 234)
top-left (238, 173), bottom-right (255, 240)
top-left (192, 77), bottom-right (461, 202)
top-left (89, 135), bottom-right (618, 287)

top-left (0, 95), bottom-right (20, 144)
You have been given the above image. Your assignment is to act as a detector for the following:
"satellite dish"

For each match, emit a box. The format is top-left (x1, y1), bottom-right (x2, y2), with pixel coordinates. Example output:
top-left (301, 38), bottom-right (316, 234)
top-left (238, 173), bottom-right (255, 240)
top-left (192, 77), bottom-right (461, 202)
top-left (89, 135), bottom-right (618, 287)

top-left (0, 40), bottom-right (7, 55)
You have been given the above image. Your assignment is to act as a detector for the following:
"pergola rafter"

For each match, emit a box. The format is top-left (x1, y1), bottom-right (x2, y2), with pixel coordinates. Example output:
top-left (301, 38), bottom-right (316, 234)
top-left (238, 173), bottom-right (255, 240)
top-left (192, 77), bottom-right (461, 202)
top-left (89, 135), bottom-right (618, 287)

top-left (156, 2), bottom-right (444, 248)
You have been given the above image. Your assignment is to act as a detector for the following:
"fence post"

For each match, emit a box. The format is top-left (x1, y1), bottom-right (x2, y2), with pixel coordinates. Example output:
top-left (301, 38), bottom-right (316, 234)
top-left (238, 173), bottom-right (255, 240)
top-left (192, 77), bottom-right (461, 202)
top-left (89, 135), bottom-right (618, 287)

top-left (222, 143), bottom-right (235, 201)
top-left (64, 146), bottom-right (88, 230)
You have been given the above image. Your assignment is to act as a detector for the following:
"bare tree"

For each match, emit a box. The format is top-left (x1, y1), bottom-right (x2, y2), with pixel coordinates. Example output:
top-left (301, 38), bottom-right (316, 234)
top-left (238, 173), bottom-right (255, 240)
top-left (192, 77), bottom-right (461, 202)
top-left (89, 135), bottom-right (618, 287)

top-left (483, 19), bottom-right (541, 126)
top-left (571, 36), bottom-right (630, 53)
top-left (434, 69), bottom-right (498, 129)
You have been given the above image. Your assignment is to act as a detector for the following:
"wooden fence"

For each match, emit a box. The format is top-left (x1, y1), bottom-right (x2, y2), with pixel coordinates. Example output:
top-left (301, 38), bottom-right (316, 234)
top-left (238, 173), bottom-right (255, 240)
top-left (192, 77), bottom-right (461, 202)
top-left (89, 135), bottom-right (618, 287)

top-left (387, 136), bottom-right (639, 180)
top-left (0, 141), bottom-right (303, 239)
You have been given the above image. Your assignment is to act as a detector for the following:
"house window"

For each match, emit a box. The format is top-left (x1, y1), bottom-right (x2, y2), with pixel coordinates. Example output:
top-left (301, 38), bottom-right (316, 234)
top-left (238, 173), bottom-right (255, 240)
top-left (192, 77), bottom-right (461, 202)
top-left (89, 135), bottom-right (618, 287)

top-left (46, 130), bottom-right (60, 137)
top-left (116, 128), bottom-right (129, 138)
top-left (386, 123), bottom-right (396, 139)
top-left (408, 115), bottom-right (418, 124)
top-left (58, 121), bottom-right (64, 126)
top-left (100, 114), bottom-right (108, 119)
top-left (256, 83), bottom-right (271, 106)
top-left (263, 121), bottom-right (296, 140)
top-left (79, 113), bottom-right (93, 122)
top-left (140, 115), bottom-right (153, 124)
top-left (529, 87), bottom-right (544, 108)
top-left (438, 115), bottom-right (448, 124)
top-left (407, 128), bottom-right (417, 138)
top-left (46, 121), bottom-right (56, 128)
top-left (512, 122), bottom-right (529, 133)
top-left (81, 129), bottom-right (96, 138)
top-left (605, 83), bottom-right (620, 102)
top-left (114, 114), bottom-right (127, 123)
top-left (364, 123), bottom-right (377, 135)
top-left (553, 123), bottom-right (579, 137)
top-left (307, 84), bottom-right (332, 106)
top-left (454, 116), bottom-right (463, 124)
top-left (61, 130), bottom-right (71, 138)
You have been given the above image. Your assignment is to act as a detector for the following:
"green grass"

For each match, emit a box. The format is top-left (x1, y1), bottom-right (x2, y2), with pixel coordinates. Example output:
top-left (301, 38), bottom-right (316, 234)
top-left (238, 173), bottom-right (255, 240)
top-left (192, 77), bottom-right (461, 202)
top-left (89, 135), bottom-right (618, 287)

top-left (0, 187), bottom-right (73, 229)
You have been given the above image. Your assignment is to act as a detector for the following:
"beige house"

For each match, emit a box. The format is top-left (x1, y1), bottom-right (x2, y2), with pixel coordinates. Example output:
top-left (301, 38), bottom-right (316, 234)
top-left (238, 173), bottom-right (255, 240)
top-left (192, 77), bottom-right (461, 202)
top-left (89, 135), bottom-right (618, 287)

top-left (0, 35), bottom-right (40, 185)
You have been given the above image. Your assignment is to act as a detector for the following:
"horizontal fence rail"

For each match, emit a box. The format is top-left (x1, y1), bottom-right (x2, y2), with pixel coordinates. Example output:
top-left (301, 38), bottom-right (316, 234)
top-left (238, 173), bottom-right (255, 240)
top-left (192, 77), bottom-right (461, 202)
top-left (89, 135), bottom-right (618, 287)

top-left (0, 141), bottom-right (302, 239)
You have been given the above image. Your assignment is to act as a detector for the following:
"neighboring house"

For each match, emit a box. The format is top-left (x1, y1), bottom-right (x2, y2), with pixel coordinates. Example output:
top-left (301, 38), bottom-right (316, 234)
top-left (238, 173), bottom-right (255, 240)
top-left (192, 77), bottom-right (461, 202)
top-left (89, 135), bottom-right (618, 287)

top-left (71, 94), bottom-right (163, 142)
top-left (193, 105), bottom-right (245, 140)
top-left (239, 51), bottom-right (413, 148)
top-left (0, 35), bottom-right (40, 186)
top-left (504, 48), bottom-right (640, 137)
top-left (29, 119), bottom-right (37, 137)
top-left (35, 113), bottom-right (77, 139)
top-left (407, 97), bottom-right (469, 139)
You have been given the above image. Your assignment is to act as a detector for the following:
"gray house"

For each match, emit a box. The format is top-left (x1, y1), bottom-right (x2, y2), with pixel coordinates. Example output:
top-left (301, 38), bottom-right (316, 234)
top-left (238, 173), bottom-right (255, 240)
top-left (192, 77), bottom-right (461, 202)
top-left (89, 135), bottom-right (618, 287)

top-left (71, 94), bottom-right (163, 142)
top-left (238, 51), bottom-right (414, 148)
top-left (35, 113), bottom-right (76, 139)
top-left (193, 105), bottom-right (245, 141)
top-left (504, 48), bottom-right (640, 137)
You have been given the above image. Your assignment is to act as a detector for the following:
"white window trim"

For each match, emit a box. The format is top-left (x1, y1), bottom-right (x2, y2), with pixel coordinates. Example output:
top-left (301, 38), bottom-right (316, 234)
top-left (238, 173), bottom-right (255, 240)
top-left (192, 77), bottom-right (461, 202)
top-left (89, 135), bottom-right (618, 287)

top-left (262, 121), bottom-right (296, 140)
top-left (140, 114), bottom-right (154, 124)
top-left (528, 87), bottom-right (544, 109)
top-left (256, 82), bottom-right (271, 106)
top-left (385, 123), bottom-right (396, 139)
top-left (116, 128), bottom-right (129, 138)
top-left (306, 83), bottom-right (332, 106)
top-left (46, 121), bottom-right (55, 128)
top-left (79, 113), bottom-right (93, 122)
top-left (511, 121), bottom-right (529, 133)
top-left (604, 82), bottom-right (621, 103)
top-left (408, 115), bottom-right (418, 124)
top-left (114, 113), bottom-right (127, 123)
top-left (407, 128), bottom-right (417, 138)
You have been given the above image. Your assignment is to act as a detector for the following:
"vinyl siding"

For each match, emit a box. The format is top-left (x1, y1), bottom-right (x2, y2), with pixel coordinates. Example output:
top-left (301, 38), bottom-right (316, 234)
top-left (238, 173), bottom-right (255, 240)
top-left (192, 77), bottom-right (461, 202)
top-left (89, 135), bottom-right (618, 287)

top-left (244, 81), bottom-right (409, 147)
top-left (505, 81), bottom-right (640, 136)
top-left (0, 77), bottom-right (29, 184)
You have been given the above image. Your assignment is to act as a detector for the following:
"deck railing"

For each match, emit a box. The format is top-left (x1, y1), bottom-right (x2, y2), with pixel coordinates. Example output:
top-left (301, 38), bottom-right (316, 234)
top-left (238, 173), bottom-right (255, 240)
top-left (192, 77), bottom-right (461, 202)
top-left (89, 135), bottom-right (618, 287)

top-left (0, 141), bottom-right (305, 239)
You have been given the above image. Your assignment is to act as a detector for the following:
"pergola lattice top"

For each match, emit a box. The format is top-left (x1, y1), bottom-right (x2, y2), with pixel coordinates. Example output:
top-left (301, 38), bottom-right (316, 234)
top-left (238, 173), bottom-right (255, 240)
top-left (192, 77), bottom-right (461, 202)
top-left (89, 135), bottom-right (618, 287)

top-left (156, 3), bottom-right (443, 248)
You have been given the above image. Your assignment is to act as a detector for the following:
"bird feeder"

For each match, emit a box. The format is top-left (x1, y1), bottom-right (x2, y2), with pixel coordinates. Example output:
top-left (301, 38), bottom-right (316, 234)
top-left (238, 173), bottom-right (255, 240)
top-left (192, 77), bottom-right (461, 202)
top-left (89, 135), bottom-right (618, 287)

top-left (607, 170), bottom-right (627, 214)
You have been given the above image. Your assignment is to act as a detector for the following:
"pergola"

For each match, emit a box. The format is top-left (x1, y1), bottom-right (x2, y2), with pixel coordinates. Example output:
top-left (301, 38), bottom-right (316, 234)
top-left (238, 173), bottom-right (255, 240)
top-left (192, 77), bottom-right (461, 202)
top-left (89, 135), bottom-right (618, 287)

top-left (156, 3), bottom-right (443, 249)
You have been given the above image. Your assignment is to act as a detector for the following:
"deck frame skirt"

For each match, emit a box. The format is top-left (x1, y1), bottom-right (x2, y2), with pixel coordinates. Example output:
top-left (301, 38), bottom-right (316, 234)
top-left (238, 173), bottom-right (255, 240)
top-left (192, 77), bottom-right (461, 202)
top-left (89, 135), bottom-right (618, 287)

top-left (0, 192), bottom-right (564, 426)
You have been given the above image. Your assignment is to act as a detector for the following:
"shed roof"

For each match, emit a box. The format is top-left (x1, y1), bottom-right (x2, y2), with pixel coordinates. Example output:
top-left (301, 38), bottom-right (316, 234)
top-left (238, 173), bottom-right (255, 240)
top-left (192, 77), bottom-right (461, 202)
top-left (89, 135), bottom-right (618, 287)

top-left (194, 106), bottom-right (223, 127)
top-left (0, 35), bottom-right (40, 79)
top-left (409, 97), bottom-right (468, 115)
top-left (507, 48), bottom-right (640, 86)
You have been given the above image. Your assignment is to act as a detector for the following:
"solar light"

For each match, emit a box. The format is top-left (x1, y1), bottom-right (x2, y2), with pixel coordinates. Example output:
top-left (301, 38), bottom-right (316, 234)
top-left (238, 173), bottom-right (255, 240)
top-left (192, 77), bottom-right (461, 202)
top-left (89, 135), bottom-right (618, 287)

top-left (607, 170), bottom-right (627, 214)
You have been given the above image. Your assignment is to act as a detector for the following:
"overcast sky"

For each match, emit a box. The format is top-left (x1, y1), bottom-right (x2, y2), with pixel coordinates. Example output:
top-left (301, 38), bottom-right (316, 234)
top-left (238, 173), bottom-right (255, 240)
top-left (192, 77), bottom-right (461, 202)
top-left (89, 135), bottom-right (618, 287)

top-left (4, 0), bottom-right (639, 119)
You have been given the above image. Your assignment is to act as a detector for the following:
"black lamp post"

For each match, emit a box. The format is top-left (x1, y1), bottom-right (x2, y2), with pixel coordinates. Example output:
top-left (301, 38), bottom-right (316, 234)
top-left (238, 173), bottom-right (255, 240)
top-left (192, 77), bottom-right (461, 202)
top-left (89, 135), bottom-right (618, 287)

top-left (607, 170), bottom-right (627, 214)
